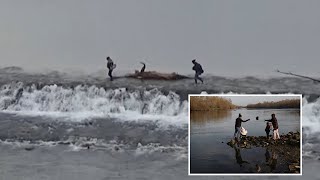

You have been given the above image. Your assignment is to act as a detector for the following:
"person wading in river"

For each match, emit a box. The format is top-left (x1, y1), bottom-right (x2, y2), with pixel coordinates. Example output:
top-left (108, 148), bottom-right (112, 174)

top-left (234, 113), bottom-right (250, 142)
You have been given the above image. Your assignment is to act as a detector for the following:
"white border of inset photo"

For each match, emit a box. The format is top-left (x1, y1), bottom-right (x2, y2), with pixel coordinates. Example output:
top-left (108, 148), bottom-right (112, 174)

top-left (188, 94), bottom-right (302, 176)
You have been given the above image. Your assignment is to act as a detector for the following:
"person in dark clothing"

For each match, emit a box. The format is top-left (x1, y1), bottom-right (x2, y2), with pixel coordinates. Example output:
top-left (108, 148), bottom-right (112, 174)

top-left (234, 113), bottom-right (250, 141)
top-left (192, 59), bottom-right (204, 84)
top-left (265, 113), bottom-right (280, 140)
top-left (106, 56), bottom-right (115, 81)
top-left (140, 62), bottom-right (146, 73)
top-left (265, 122), bottom-right (272, 138)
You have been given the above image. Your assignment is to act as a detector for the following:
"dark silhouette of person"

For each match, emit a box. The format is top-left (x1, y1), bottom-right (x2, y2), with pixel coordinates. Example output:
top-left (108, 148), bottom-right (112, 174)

top-left (140, 62), bottom-right (146, 73)
top-left (265, 114), bottom-right (280, 140)
top-left (265, 122), bottom-right (272, 138)
top-left (106, 56), bottom-right (115, 81)
top-left (234, 145), bottom-right (249, 167)
top-left (234, 113), bottom-right (250, 141)
top-left (192, 59), bottom-right (204, 84)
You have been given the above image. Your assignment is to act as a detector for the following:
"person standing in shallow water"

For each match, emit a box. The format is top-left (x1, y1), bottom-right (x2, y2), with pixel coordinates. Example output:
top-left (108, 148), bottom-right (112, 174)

top-left (106, 56), bottom-right (115, 81)
top-left (192, 59), bottom-right (204, 84)
top-left (234, 113), bottom-right (250, 141)
top-left (265, 113), bottom-right (280, 140)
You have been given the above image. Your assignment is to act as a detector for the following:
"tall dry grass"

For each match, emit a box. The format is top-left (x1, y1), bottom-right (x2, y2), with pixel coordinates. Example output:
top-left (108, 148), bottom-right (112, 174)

top-left (190, 96), bottom-right (237, 111)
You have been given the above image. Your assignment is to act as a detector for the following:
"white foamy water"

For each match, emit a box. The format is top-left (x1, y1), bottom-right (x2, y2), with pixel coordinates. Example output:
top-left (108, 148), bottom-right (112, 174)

top-left (0, 83), bottom-right (188, 125)
top-left (302, 97), bottom-right (320, 136)
top-left (2, 83), bottom-right (320, 155)
top-left (1, 83), bottom-right (320, 133)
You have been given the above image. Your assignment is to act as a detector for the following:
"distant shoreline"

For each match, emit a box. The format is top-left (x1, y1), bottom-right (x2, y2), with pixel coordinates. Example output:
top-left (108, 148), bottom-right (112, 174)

top-left (191, 108), bottom-right (300, 111)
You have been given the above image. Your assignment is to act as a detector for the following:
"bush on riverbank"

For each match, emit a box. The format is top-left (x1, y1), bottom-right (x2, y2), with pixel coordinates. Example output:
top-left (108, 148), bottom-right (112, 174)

top-left (190, 96), bottom-right (237, 111)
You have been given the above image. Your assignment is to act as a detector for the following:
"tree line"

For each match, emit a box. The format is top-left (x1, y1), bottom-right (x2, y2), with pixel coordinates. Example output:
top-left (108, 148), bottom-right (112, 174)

top-left (190, 96), bottom-right (237, 111)
top-left (246, 99), bottom-right (300, 109)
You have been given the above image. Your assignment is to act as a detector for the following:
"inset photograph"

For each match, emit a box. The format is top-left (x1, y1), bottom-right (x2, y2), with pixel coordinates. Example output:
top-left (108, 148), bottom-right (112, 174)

top-left (189, 95), bottom-right (302, 175)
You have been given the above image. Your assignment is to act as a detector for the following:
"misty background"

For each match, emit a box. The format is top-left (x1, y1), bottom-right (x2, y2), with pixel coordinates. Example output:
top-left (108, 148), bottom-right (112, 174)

top-left (1, 0), bottom-right (320, 77)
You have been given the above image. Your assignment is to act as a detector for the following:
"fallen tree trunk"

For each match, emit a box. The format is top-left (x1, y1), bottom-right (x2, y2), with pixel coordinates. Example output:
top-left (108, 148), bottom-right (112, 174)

top-left (126, 71), bottom-right (190, 80)
top-left (276, 70), bottom-right (320, 83)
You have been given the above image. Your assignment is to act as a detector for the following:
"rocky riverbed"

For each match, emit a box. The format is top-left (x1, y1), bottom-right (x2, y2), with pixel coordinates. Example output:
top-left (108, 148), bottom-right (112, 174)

top-left (227, 132), bottom-right (301, 173)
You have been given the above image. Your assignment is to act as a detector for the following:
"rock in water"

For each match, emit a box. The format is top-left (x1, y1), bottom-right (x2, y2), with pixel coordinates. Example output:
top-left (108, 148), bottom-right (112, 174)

top-left (256, 164), bottom-right (261, 172)
top-left (24, 146), bottom-right (35, 151)
top-left (231, 139), bottom-right (236, 145)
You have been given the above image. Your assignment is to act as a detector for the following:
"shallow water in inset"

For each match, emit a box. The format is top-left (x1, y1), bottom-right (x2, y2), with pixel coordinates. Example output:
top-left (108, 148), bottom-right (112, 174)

top-left (190, 109), bottom-right (300, 174)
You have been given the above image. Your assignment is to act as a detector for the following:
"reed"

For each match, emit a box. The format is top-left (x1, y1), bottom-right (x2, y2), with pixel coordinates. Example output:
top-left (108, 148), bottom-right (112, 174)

top-left (190, 96), bottom-right (237, 111)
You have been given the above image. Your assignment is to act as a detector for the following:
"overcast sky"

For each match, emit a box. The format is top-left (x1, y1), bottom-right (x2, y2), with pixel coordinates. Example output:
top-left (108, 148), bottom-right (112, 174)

top-left (1, 0), bottom-right (320, 76)
top-left (226, 96), bottom-right (300, 106)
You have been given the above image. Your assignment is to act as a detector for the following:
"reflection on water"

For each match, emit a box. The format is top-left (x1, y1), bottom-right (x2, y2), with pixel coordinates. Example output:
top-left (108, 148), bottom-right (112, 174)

top-left (234, 145), bottom-right (249, 167)
top-left (269, 150), bottom-right (278, 172)
top-left (265, 148), bottom-right (270, 163)
top-left (264, 148), bottom-right (278, 172)
top-left (231, 145), bottom-right (279, 173)
top-left (190, 110), bottom-right (232, 124)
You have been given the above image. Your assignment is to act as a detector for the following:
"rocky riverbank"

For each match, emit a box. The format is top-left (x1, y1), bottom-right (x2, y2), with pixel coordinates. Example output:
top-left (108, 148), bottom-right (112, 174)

top-left (226, 131), bottom-right (301, 173)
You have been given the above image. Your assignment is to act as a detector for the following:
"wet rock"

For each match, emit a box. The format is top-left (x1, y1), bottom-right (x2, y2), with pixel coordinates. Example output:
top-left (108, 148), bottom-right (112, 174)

top-left (114, 146), bottom-right (120, 151)
top-left (58, 141), bottom-right (71, 145)
top-left (288, 139), bottom-right (299, 145)
top-left (288, 163), bottom-right (300, 173)
top-left (256, 164), bottom-right (261, 172)
top-left (24, 146), bottom-right (35, 151)
top-left (81, 143), bottom-right (93, 149)
top-left (291, 159), bottom-right (299, 163)
top-left (231, 139), bottom-right (236, 144)
top-left (84, 122), bottom-right (90, 126)
top-left (227, 139), bottom-right (237, 147)
top-left (288, 165), bottom-right (295, 172)
top-left (243, 141), bottom-right (247, 145)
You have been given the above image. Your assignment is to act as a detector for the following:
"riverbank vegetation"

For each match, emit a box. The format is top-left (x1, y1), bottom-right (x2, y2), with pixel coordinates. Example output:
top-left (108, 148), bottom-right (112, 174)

top-left (246, 99), bottom-right (300, 109)
top-left (190, 96), bottom-right (237, 111)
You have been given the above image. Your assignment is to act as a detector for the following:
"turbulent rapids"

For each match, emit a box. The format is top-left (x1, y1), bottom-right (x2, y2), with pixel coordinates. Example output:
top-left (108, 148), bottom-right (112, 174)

top-left (0, 68), bottom-right (320, 160)
top-left (0, 82), bottom-right (187, 117)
